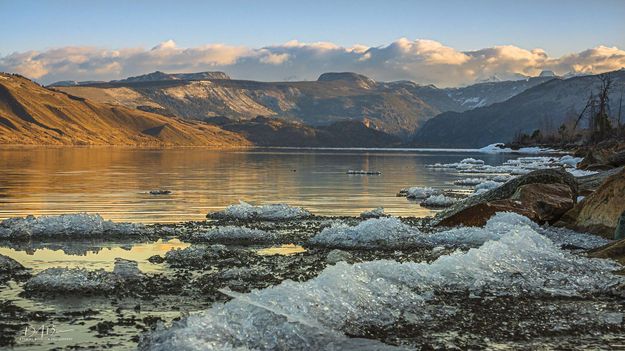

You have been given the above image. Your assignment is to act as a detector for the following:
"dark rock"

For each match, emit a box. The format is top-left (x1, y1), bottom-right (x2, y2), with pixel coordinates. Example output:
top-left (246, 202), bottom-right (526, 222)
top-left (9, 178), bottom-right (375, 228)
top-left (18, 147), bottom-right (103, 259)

top-left (509, 183), bottom-right (574, 223)
top-left (435, 168), bottom-right (577, 227)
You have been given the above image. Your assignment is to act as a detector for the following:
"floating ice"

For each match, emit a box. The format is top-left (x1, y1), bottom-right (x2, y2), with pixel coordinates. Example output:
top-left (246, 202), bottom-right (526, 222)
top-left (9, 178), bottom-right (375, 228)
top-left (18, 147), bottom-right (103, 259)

top-left (399, 186), bottom-right (441, 199)
top-left (567, 169), bottom-right (599, 177)
top-left (24, 258), bottom-right (144, 294)
top-left (209, 201), bottom-right (312, 221)
top-left (478, 143), bottom-right (556, 154)
top-left (359, 207), bottom-right (387, 219)
top-left (142, 216), bottom-right (623, 351)
top-left (308, 217), bottom-right (422, 249)
top-left (559, 155), bottom-right (583, 168)
top-left (460, 158), bottom-right (485, 165)
top-left (475, 180), bottom-right (501, 192)
top-left (421, 194), bottom-right (457, 207)
top-left (454, 177), bottom-right (486, 186)
top-left (189, 226), bottom-right (277, 243)
top-left (0, 213), bottom-right (145, 240)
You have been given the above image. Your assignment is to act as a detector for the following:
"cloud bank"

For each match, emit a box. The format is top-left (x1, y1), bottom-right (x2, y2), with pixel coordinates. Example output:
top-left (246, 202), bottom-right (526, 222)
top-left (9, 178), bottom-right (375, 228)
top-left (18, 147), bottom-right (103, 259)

top-left (1, 39), bottom-right (624, 87)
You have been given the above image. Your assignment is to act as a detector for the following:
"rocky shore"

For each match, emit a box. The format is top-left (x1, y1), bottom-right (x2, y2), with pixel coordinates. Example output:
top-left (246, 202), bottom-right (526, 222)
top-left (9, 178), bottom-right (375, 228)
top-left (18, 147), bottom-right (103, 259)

top-left (0, 148), bottom-right (624, 350)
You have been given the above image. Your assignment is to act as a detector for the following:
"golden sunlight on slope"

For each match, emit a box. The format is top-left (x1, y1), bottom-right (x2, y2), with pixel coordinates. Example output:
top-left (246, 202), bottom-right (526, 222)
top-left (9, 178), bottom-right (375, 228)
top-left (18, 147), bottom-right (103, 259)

top-left (0, 73), bottom-right (251, 147)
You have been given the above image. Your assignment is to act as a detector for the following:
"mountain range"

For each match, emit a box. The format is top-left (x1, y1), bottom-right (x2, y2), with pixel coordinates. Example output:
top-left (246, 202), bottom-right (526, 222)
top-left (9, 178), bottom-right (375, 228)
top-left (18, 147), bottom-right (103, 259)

top-left (2, 68), bottom-right (622, 147)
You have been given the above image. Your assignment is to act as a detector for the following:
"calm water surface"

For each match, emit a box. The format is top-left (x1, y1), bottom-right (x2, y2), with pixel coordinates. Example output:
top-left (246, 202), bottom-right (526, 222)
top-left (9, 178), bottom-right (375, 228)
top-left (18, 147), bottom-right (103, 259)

top-left (0, 146), bottom-right (516, 223)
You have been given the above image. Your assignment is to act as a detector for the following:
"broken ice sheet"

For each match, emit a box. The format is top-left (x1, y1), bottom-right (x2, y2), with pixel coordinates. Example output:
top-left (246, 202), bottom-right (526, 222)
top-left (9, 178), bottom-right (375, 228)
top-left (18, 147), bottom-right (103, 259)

top-left (208, 201), bottom-right (312, 221)
top-left (141, 220), bottom-right (623, 351)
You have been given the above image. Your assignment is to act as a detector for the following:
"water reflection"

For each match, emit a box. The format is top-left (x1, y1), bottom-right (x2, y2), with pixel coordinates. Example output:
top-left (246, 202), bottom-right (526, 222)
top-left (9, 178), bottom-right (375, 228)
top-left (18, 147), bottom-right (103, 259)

top-left (0, 239), bottom-right (190, 272)
top-left (0, 146), bottom-right (513, 223)
top-left (256, 244), bottom-right (306, 256)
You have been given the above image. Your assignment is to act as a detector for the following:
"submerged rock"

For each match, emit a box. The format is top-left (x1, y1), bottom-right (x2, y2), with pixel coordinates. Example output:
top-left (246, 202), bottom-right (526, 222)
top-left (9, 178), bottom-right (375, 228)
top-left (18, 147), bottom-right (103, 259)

top-left (149, 189), bottom-right (172, 195)
top-left (164, 244), bottom-right (256, 268)
top-left (436, 169), bottom-right (577, 227)
top-left (207, 201), bottom-right (312, 221)
top-left (183, 226), bottom-right (277, 244)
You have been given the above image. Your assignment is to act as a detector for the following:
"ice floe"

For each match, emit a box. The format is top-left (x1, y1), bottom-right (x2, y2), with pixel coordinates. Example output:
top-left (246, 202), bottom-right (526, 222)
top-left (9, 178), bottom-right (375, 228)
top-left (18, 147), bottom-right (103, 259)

top-left (208, 201), bottom-right (312, 221)
top-left (421, 194), bottom-right (457, 207)
top-left (24, 258), bottom-right (143, 294)
top-left (141, 214), bottom-right (623, 351)
top-left (0, 213), bottom-right (146, 240)
top-left (308, 217), bottom-right (421, 249)
top-left (454, 177), bottom-right (486, 186)
top-left (478, 143), bottom-right (557, 154)
top-left (308, 212), bottom-right (610, 251)
top-left (474, 180), bottom-right (502, 192)
top-left (399, 187), bottom-right (441, 199)
top-left (359, 207), bottom-right (388, 219)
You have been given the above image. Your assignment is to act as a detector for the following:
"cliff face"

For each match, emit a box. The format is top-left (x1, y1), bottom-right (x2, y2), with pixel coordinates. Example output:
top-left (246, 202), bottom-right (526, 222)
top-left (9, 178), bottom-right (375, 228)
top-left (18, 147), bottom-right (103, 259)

top-left (0, 73), bottom-right (250, 147)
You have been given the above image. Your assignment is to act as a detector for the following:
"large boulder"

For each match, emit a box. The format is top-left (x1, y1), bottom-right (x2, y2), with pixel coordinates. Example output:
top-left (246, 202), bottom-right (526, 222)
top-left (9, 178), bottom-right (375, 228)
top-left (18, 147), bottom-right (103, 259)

top-left (557, 168), bottom-right (625, 239)
top-left (435, 168), bottom-right (577, 227)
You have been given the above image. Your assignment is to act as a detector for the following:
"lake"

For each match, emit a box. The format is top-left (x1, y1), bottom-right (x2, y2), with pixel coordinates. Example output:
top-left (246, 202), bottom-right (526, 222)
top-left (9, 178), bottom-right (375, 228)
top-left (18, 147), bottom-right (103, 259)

top-left (0, 146), bottom-right (516, 223)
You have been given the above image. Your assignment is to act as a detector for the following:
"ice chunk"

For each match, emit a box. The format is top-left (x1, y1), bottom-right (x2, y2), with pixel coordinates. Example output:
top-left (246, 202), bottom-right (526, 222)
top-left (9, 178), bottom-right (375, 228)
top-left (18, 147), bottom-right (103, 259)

top-left (454, 177), bottom-right (486, 186)
top-left (25, 268), bottom-right (121, 294)
top-left (308, 217), bottom-right (422, 249)
top-left (539, 226), bottom-right (612, 250)
top-left (359, 207), bottom-right (387, 219)
top-left (421, 194), bottom-right (457, 207)
top-left (141, 218), bottom-right (623, 351)
top-left (208, 201), bottom-right (312, 220)
top-left (113, 258), bottom-right (143, 281)
top-left (403, 187), bottom-right (441, 199)
top-left (474, 180), bottom-right (501, 192)
top-left (189, 226), bottom-right (276, 243)
top-left (559, 155), bottom-right (583, 168)
top-left (0, 213), bottom-right (145, 240)
top-left (325, 249), bottom-right (354, 264)
top-left (567, 169), bottom-right (599, 177)
top-left (460, 158), bottom-right (485, 165)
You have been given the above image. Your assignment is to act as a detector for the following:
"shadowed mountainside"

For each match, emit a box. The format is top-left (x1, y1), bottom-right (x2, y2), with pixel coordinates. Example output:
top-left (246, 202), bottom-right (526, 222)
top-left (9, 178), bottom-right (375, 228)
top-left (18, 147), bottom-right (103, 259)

top-left (413, 70), bottom-right (625, 148)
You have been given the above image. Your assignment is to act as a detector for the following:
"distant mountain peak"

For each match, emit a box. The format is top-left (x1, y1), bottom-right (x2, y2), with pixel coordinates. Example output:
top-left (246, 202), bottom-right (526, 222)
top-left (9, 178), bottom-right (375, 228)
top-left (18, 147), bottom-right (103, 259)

top-left (115, 71), bottom-right (230, 83)
top-left (539, 70), bottom-right (556, 77)
top-left (317, 72), bottom-right (376, 89)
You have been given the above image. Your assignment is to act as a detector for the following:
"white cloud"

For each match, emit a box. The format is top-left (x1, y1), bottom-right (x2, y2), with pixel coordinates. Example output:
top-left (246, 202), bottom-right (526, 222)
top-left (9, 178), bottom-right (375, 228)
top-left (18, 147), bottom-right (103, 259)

top-left (1, 39), bottom-right (624, 86)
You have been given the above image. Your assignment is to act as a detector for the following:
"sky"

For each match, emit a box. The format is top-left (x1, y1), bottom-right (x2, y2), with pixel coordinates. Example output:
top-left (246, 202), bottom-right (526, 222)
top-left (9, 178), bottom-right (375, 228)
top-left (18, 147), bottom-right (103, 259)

top-left (1, 0), bottom-right (624, 86)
